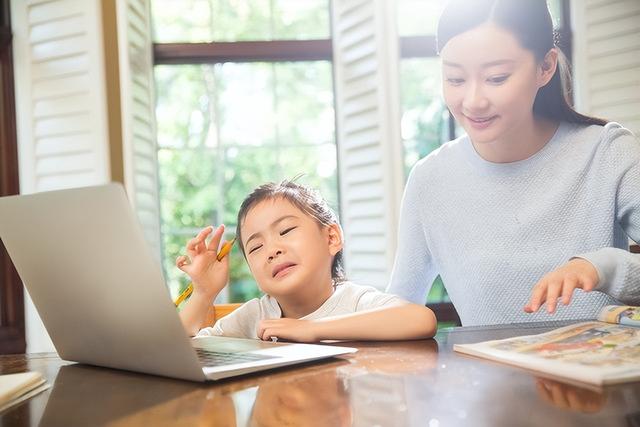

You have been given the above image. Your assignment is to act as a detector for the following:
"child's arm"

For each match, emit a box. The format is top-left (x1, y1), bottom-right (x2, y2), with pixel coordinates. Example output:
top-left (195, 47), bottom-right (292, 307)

top-left (257, 303), bottom-right (437, 342)
top-left (177, 225), bottom-right (230, 336)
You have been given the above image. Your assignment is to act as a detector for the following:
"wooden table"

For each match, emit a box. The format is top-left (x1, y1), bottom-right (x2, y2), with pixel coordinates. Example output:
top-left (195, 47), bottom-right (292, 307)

top-left (0, 323), bottom-right (638, 426)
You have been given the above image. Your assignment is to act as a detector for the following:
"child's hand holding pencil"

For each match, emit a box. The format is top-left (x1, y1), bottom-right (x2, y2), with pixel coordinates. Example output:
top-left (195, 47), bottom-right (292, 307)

top-left (175, 225), bottom-right (235, 306)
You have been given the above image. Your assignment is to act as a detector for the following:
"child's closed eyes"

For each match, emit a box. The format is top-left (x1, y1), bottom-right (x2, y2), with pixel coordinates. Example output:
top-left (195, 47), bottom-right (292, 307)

top-left (248, 226), bottom-right (298, 254)
top-left (280, 226), bottom-right (297, 236)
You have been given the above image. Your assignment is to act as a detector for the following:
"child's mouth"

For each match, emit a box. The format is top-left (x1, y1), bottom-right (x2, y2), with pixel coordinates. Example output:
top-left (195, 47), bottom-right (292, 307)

top-left (272, 263), bottom-right (297, 278)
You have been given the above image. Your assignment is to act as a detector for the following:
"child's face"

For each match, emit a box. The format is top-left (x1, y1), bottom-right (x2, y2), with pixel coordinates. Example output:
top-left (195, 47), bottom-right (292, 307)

top-left (240, 198), bottom-right (342, 298)
top-left (441, 23), bottom-right (553, 146)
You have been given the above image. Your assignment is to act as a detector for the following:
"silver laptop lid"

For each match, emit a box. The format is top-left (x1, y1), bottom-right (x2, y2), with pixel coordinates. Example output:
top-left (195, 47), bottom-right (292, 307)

top-left (0, 184), bottom-right (206, 381)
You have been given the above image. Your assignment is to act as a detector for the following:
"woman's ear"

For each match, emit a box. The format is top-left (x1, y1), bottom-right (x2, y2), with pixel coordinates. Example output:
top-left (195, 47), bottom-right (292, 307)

top-left (538, 48), bottom-right (558, 88)
top-left (326, 223), bottom-right (344, 256)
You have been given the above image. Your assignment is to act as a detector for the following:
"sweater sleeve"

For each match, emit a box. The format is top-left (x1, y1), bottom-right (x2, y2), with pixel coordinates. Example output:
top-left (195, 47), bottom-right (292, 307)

top-left (577, 130), bottom-right (640, 305)
top-left (386, 163), bottom-right (438, 304)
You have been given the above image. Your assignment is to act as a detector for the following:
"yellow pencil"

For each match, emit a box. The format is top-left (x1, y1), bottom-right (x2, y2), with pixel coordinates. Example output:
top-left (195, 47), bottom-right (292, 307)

top-left (174, 237), bottom-right (236, 307)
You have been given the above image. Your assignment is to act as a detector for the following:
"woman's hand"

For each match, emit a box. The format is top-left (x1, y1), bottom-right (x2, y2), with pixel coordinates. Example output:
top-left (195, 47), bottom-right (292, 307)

top-left (524, 258), bottom-right (599, 314)
top-left (257, 318), bottom-right (317, 343)
top-left (176, 225), bottom-right (230, 299)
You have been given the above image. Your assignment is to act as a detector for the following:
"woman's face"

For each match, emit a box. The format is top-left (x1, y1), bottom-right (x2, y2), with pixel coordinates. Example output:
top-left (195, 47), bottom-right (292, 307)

top-left (440, 23), bottom-right (551, 146)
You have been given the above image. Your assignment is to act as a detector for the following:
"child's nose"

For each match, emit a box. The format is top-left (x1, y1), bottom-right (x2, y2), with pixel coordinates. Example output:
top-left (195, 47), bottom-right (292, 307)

top-left (267, 249), bottom-right (283, 263)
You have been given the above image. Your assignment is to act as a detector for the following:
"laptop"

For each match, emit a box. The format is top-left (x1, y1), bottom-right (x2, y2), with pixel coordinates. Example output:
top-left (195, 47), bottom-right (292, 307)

top-left (0, 184), bottom-right (356, 381)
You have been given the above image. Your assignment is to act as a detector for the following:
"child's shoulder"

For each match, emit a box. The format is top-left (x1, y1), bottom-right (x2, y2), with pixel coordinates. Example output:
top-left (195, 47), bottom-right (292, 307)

top-left (330, 281), bottom-right (377, 296)
top-left (233, 294), bottom-right (281, 319)
top-left (334, 281), bottom-right (405, 309)
top-left (335, 281), bottom-right (385, 294)
top-left (204, 295), bottom-right (281, 339)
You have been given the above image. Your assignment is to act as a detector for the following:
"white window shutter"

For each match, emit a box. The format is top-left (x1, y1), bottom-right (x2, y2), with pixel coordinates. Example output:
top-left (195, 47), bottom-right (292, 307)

top-left (572, 0), bottom-right (640, 134)
top-left (332, 0), bottom-right (404, 289)
top-left (116, 0), bottom-right (161, 260)
top-left (11, 0), bottom-right (112, 194)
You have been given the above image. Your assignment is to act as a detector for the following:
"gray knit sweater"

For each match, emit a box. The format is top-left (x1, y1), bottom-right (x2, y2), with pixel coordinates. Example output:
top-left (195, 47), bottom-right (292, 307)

top-left (387, 122), bottom-right (640, 325)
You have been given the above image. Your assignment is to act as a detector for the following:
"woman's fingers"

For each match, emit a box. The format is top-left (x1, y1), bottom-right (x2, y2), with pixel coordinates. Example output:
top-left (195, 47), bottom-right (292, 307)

top-left (561, 276), bottom-right (578, 305)
top-left (525, 280), bottom-right (548, 313)
top-left (526, 259), bottom-right (600, 315)
top-left (581, 276), bottom-right (596, 292)
top-left (545, 280), bottom-right (563, 313)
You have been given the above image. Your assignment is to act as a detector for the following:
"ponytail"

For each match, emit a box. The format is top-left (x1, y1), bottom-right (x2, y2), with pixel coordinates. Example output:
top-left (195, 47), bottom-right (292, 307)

top-left (533, 48), bottom-right (607, 126)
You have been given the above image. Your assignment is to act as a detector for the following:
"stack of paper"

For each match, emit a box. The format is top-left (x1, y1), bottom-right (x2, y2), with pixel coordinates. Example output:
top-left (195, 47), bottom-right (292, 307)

top-left (0, 372), bottom-right (49, 413)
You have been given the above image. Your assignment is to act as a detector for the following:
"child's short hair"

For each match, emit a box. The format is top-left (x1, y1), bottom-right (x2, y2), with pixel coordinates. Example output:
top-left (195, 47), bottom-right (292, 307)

top-left (236, 180), bottom-right (346, 283)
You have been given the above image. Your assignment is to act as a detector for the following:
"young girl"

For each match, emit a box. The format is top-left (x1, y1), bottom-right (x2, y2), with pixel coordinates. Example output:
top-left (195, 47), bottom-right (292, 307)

top-left (387, 0), bottom-right (640, 325)
top-left (178, 180), bottom-right (436, 341)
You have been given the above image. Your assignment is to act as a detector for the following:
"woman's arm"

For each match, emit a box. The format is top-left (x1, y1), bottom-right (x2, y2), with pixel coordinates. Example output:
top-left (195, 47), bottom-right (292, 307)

top-left (525, 131), bottom-right (640, 312)
top-left (257, 303), bottom-right (437, 342)
top-left (386, 165), bottom-right (438, 303)
top-left (576, 248), bottom-right (640, 305)
top-left (590, 133), bottom-right (640, 304)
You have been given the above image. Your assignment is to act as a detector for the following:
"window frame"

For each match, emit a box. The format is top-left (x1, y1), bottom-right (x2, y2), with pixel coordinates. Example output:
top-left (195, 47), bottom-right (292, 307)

top-left (0, 0), bottom-right (26, 354)
top-left (154, 39), bottom-right (332, 64)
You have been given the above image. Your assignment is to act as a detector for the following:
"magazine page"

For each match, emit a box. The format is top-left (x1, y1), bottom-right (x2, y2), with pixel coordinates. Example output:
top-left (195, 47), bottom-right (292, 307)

top-left (597, 305), bottom-right (640, 327)
top-left (454, 322), bottom-right (640, 385)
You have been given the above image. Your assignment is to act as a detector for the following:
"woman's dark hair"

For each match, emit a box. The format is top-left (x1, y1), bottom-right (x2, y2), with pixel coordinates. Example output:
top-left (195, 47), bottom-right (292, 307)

top-left (437, 0), bottom-right (607, 126)
top-left (236, 179), bottom-right (346, 284)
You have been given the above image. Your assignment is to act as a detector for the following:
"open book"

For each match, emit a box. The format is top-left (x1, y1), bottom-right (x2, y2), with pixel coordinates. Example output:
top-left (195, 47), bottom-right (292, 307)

top-left (454, 305), bottom-right (640, 386)
top-left (0, 371), bottom-right (49, 414)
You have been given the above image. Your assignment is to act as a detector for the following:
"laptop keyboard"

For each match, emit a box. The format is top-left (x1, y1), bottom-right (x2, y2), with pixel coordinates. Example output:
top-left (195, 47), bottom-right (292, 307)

top-left (195, 348), bottom-right (277, 367)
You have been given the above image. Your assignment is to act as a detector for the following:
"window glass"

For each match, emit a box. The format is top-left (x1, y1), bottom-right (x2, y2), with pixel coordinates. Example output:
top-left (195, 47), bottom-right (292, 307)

top-left (154, 62), bottom-right (336, 301)
top-left (400, 57), bottom-right (449, 178)
top-left (397, 0), bottom-right (447, 37)
top-left (151, 0), bottom-right (330, 43)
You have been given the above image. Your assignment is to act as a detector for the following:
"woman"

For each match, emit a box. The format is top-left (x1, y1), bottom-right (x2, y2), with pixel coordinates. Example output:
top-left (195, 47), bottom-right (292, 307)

top-left (387, 0), bottom-right (640, 325)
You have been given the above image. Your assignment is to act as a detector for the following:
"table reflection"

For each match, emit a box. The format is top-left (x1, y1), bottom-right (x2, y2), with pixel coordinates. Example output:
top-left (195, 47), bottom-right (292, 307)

top-left (340, 339), bottom-right (439, 427)
top-left (249, 365), bottom-right (351, 427)
top-left (535, 377), bottom-right (607, 414)
top-left (248, 340), bottom-right (440, 427)
top-left (38, 364), bottom-right (204, 426)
